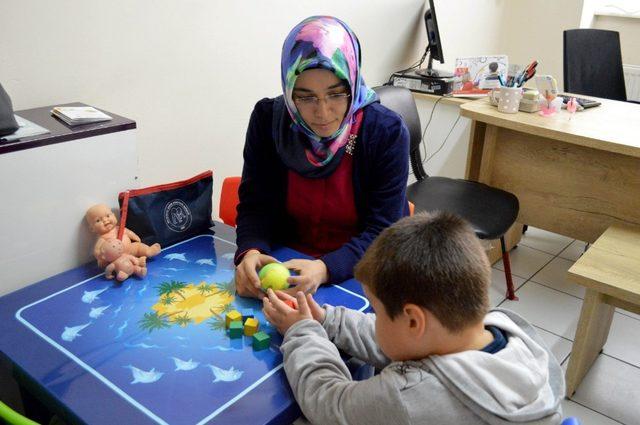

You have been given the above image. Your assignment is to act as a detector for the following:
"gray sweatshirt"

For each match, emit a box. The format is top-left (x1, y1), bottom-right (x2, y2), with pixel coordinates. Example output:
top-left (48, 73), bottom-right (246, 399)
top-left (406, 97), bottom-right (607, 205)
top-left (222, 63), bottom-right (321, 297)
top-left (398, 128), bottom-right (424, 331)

top-left (280, 307), bottom-right (565, 425)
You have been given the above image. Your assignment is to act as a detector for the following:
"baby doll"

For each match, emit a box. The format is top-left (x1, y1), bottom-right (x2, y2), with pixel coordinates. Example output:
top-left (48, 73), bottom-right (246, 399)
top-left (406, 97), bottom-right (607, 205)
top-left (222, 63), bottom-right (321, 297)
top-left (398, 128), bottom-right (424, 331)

top-left (85, 204), bottom-right (161, 267)
top-left (100, 238), bottom-right (147, 282)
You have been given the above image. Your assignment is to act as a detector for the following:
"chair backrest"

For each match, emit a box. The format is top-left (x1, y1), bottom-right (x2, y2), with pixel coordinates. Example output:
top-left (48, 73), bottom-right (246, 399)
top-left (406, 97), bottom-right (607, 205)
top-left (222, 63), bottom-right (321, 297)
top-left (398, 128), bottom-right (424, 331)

top-left (563, 29), bottom-right (627, 101)
top-left (372, 85), bottom-right (426, 180)
top-left (219, 176), bottom-right (241, 227)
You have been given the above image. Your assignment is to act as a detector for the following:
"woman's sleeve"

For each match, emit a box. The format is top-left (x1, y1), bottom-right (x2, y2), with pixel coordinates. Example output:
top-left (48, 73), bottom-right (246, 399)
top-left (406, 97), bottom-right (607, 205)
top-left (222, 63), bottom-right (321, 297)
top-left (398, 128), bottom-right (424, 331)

top-left (235, 100), bottom-right (283, 263)
top-left (321, 116), bottom-right (410, 283)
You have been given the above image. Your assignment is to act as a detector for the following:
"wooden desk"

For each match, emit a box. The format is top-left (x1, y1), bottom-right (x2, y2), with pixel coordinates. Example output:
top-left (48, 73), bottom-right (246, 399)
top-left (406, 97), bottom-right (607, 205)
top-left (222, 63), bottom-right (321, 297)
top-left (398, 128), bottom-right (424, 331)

top-left (412, 92), bottom-right (473, 107)
top-left (565, 224), bottom-right (640, 396)
top-left (460, 97), bottom-right (640, 244)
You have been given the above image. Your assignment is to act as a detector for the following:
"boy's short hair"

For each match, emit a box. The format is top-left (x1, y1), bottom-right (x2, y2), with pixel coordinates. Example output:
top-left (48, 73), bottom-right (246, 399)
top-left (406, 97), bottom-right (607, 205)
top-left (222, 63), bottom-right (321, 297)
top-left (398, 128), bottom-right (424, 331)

top-left (354, 212), bottom-right (491, 332)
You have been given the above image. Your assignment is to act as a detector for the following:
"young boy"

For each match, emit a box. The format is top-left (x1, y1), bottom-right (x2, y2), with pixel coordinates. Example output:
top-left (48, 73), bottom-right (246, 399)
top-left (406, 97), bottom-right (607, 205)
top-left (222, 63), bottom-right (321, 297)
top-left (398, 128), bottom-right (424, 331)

top-left (262, 212), bottom-right (565, 424)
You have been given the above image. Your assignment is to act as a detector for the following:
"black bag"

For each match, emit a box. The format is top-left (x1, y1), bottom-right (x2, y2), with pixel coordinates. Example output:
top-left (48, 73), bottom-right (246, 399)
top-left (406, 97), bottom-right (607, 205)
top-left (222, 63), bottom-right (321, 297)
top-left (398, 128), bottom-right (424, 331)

top-left (0, 83), bottom-right (19, 137)
top-left (118, 170), bottom-right (214, 247)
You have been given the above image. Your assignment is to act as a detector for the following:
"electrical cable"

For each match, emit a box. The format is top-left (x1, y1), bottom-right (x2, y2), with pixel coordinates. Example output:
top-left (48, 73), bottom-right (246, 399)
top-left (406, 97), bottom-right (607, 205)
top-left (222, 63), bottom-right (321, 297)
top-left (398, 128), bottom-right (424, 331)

top-left (425, 115), bottom-right (462, 164)
top-left (419, 96), bottom-right (443, 161)
top-left (386, 45), bottom-right (430, 85)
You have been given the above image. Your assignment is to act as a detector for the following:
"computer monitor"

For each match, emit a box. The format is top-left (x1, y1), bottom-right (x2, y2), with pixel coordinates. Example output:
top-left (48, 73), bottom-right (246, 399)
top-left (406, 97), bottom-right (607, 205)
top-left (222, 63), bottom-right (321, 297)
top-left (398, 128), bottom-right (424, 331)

top-left (416, 0), bottom-right (452, 78)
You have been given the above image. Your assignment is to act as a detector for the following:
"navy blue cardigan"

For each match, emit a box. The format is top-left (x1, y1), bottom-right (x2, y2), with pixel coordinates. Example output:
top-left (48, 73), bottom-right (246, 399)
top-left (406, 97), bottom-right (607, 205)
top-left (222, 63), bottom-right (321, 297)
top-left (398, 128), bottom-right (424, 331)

top-left (235, 97), bottom-right (410, 284)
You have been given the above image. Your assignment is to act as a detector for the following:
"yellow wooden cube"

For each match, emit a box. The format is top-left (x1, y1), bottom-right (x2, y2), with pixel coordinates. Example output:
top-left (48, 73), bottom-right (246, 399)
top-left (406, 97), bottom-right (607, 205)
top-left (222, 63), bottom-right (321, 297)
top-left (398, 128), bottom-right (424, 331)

top-left (244, 317), bottom-right (259, 336)
top-left (225, 310), bottom-right (242, 329)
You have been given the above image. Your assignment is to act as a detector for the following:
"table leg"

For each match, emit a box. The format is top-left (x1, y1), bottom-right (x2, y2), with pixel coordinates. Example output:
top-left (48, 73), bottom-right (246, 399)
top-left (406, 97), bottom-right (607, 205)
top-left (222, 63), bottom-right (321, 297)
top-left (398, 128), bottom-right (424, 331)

top-left (565, 289), bottom-right (615, 397)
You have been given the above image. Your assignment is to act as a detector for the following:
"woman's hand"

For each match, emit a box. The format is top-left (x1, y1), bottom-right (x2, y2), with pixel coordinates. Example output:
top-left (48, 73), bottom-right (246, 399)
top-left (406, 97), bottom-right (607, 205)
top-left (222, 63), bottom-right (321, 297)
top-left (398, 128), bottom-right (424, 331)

top-left (263, 289), bottom-right (325, 335)
top-left (282, 259), bottom-right (328, 296)
top-left (235, 250), bottom-right (278, 298)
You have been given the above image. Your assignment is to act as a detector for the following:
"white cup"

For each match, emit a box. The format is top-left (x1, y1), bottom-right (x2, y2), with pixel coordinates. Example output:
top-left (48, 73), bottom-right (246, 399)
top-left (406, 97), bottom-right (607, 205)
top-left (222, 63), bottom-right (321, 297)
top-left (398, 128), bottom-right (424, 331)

top-left (491, 87), bottom-right (523, 114)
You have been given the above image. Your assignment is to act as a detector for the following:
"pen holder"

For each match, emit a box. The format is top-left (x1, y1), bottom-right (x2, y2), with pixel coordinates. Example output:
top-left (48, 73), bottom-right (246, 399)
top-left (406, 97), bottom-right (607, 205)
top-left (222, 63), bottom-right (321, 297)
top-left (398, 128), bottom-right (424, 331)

top-left (490, 87), bottom-right (523, 114)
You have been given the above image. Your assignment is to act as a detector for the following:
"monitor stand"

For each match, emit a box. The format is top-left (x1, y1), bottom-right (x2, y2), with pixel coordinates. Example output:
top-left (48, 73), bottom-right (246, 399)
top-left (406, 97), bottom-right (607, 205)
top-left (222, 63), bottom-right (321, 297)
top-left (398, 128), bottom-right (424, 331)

top-left (415, 54), bottom-right (454, 79)
top-left (415, 68), bottom-right (454, 79)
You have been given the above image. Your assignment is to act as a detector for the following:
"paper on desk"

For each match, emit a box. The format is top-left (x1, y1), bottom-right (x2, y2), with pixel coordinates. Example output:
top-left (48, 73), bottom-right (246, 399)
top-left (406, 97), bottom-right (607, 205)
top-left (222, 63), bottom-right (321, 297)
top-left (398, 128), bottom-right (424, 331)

top-left (0, 115), bottom-right (50, 142)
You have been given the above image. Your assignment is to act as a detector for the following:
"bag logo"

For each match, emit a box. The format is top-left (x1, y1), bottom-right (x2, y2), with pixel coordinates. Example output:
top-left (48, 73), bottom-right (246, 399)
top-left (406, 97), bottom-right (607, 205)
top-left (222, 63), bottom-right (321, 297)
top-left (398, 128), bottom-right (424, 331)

top-left (164, 200), bottom-right (192, 232)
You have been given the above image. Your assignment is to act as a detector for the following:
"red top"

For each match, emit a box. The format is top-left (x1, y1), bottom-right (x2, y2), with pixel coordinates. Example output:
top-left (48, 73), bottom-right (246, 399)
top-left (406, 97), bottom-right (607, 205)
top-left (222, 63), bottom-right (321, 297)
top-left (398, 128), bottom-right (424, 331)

top-left (286, 153), bottom-right (359, 257)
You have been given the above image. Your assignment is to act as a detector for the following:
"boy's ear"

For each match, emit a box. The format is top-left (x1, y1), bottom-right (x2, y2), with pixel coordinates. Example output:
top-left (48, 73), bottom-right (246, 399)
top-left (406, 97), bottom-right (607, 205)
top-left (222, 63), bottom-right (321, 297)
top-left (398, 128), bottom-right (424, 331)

top-left (403, 303), bottom-right (427, 337)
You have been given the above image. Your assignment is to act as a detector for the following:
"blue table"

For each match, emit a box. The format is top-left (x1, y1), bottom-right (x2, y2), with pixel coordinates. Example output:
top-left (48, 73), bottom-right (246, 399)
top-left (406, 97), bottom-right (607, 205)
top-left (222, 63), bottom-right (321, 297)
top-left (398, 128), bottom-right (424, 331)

top-left (0, 227), bottom-right (369, 425)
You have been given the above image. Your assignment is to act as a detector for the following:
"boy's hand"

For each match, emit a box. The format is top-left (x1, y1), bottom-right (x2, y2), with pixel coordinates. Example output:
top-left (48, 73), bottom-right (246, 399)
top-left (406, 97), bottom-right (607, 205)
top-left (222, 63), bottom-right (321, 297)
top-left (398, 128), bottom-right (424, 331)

top-left (263, 289), bottom-right (324, 335)
top-left (272, 290), bottom-right (326, 323)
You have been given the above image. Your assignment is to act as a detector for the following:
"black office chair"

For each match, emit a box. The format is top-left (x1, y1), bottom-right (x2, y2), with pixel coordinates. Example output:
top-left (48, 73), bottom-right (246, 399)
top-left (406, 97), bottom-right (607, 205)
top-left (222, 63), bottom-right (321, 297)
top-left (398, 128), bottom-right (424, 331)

top-left (563, 29), bottom-right (627, 101)
top-left (373, 86), bottom-right (520, 300)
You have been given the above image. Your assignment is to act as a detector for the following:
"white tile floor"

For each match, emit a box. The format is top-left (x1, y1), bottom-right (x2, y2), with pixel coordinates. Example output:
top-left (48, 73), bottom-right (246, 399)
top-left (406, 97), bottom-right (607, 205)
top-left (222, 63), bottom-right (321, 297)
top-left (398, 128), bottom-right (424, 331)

top-left (491, 227), bottom-right (640, 425)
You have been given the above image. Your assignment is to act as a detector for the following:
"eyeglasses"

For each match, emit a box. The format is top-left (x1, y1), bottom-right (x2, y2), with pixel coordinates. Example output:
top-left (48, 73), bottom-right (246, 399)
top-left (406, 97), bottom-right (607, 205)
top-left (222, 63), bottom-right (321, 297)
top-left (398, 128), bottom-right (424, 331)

top-left (293, 92), bottom-right (351, 109)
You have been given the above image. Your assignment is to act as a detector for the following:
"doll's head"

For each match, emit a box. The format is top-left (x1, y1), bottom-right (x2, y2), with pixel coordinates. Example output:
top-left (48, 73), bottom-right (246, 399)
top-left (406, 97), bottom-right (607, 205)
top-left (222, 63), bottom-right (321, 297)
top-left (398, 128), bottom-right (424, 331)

top-left (100, 238), bottom-right (125, 263)
top-left (86, 204), bottom-right (118, 235)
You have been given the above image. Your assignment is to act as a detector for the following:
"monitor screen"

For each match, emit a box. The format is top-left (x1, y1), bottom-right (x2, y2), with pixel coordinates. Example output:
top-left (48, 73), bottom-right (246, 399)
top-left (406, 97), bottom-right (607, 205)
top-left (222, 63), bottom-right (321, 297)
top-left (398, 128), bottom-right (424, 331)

top-left (425, 0), bottom-right (444, 64)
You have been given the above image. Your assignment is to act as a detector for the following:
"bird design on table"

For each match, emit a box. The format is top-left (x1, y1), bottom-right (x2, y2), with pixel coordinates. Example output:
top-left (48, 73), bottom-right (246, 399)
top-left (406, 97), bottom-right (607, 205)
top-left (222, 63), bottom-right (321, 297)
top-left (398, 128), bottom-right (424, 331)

top-left (207, 364), bottom-right (244, 383)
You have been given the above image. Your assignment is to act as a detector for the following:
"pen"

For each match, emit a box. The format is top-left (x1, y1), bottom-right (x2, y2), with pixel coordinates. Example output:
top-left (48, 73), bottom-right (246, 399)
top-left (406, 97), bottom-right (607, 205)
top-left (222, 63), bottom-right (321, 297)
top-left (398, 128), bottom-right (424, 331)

top-left (517, 60), bottom-right (538, 87)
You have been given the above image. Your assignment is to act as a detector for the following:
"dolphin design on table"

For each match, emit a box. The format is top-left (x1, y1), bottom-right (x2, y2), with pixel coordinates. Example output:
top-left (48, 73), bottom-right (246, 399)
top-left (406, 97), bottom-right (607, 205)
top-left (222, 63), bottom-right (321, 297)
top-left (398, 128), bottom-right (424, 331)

top-left (196, 258), bottom-right (215, 266)
top-left (164, 253), bottom-right (188, 262)
top-left (89, 305), bottom-right (111, 319)
top-left (81, 287), bottom-right (109, 304)
top-left (61, 322), bottom-right (92, 342)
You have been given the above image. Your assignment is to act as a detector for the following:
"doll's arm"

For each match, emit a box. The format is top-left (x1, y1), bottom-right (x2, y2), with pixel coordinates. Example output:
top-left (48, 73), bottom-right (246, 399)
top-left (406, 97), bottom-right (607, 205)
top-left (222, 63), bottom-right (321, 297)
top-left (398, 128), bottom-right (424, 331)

top-left (126, 254), bottom-right (141, 266)
top-left (94, 239), bottom-right (108, 268)
top-left (125, 228), bottom-right (141, 242)
top-left (104, 262), bottom-right (116, 279)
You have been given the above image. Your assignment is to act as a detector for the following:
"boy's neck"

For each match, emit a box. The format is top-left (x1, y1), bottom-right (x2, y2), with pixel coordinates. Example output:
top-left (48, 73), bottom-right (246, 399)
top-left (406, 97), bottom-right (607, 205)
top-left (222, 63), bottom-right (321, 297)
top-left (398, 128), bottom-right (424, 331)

top-left (429, 321), bottom-right (494, 356)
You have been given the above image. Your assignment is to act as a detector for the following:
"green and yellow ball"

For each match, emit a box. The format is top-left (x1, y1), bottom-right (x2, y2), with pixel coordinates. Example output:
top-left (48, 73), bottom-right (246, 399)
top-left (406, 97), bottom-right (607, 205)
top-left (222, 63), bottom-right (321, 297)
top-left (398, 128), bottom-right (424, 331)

top-left (258, 263), bottom-right (291, 291)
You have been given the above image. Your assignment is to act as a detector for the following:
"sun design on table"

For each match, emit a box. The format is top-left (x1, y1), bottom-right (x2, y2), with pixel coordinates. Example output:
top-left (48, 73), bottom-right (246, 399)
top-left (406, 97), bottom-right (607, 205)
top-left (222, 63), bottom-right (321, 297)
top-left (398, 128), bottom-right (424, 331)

top-left (139, 280), bottom-right (235, 332)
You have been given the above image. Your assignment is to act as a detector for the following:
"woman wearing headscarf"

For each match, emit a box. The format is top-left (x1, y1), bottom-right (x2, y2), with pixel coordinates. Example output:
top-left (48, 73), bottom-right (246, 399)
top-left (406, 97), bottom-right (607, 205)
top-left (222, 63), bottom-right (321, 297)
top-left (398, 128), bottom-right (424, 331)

top-left (235, 16), bottom-right (409, 298)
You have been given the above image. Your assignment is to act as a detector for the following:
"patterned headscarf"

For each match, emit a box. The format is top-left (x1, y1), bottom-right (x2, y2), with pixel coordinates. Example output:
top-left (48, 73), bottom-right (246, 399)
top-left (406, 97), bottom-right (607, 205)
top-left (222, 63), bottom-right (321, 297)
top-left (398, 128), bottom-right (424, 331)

top-left (273, 16), bottom-right (378, 178)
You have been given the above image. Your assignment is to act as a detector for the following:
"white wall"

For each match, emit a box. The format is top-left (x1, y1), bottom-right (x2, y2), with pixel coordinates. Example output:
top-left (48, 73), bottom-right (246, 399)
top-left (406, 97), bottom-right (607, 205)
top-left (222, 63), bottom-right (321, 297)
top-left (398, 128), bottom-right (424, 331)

top-left (0, 0), bottom-right (589, 225)
top-left (499, 0), bottom-right (583, 90)
top-left (0, 0), bottom-right (516, 202)
top-left (0, 0), bottom-right (426, 212)
top-left (0, 131), bottom-right (137, 296)
top-left (593, 15), bottom-right (640, 65)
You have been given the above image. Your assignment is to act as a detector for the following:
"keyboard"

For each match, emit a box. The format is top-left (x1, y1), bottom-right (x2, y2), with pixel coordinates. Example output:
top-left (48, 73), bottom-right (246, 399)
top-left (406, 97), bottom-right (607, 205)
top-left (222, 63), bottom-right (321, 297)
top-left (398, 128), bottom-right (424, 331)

top-left (559, 94), bottom-right (601, 109)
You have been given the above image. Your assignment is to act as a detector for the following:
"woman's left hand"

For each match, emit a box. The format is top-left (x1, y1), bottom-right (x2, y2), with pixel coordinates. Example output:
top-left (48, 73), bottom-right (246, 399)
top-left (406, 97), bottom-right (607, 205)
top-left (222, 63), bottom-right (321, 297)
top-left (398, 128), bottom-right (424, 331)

top-left (282, 259), bottom-right (328, 295)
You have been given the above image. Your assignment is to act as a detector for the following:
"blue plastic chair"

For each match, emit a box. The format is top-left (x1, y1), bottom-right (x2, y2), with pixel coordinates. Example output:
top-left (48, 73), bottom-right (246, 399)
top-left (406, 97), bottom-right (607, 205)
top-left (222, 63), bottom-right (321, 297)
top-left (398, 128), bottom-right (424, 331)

top-left (561, 417), bottom-right (581, 425)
